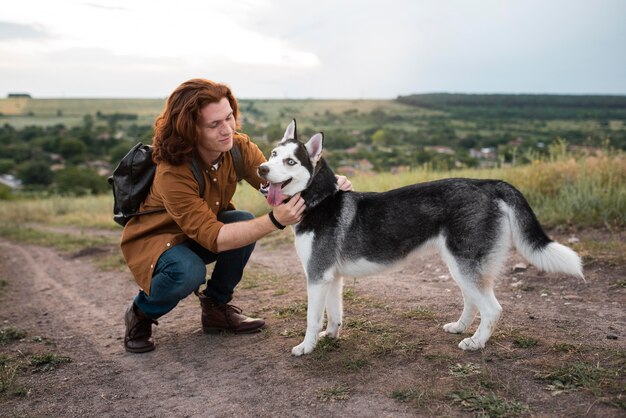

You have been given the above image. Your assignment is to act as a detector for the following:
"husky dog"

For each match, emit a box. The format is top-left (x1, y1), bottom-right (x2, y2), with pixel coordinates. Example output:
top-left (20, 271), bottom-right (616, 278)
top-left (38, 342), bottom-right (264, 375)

top-left (258, 120), bottom-right (584, 356)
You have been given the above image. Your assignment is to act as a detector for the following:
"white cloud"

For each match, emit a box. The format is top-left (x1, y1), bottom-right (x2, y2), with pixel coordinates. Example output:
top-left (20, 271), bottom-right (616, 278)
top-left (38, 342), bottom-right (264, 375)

top-left (0, 0), bottom-right (625, 98)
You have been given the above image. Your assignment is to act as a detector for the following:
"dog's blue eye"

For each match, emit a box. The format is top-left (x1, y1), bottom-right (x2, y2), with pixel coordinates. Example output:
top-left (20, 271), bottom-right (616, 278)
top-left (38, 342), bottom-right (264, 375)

top-left (287, 159), bottom-right (296, 166)
top-left (271, 151), bottom-right (277, 158)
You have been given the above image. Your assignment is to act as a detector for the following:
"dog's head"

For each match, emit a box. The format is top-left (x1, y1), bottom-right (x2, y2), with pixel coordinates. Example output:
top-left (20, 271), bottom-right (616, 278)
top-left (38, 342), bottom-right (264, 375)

top-left (258, 119), bottom-right (323, 207)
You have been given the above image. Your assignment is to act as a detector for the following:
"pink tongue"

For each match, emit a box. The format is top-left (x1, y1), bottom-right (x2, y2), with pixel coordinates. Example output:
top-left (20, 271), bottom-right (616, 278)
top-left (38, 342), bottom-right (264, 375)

top-left (267, 183), bottom-right (284, 207)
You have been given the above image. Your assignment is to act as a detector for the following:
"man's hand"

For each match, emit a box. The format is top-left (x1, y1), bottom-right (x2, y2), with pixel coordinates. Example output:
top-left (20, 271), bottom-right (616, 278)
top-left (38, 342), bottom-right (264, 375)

top-left (336, 175), bottom-right (353, 192)
top-left (272, 193), bottom-right (306, 226)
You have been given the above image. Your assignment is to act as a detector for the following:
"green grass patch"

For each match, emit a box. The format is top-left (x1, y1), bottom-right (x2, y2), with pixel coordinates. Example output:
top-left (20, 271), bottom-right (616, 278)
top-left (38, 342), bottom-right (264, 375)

top-left (274, 302), bottom-right (307, 319)
top-left (370, 331), bottom-right (425, 357)
top-left (391, 387), bottom-right (433, 407)
top-left (317, 384), bottom-right (351, 402)
top-left (448, 390), bottom-right (529, 417)
top-left (0, 195), bottom-right (117, 229)
top-left (535, 361), bottom-right (613, 396)
top-left (449, 362), bottom-right (482, 377)
top-left (312, 336), bottom-right (341, 360)
top-left (94, 253), bottom-right (128, 271)
top-left (351, 153), bottom-right (625, 228)
top-left (402, 305), bottom-right (439, 321)
top-left (241, 267), bottom-right (287, 290)
top-left (0, 328), bottom-right (26, 345)
top-left (0, 354), bottom-right (26, 397)
top-left (344, 317), bottom-right (386, 333)
top-left (29, 353), bottom-right (71, 373)
top-left (513, 336), bottom-right (539, 348)
top-left (0, 224), bottom-right (111, 251)
top-left (341, 356), bottom-right (370, 371)
top-left (550, 343), bottom-right (583, 354)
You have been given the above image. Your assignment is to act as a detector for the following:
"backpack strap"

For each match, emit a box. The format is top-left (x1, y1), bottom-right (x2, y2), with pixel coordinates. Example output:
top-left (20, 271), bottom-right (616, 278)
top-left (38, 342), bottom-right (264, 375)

top-left (229, 142), bottom-right (244, 182)
top-left (189, 157), bottom-right (206, 196)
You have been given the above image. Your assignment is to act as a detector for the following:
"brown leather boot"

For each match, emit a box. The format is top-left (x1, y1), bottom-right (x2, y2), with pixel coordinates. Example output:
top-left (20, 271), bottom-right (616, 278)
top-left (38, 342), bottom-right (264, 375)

top-left (124, 303), bottom-right (158, 353)
top-left (198, 292), bottom-right (265, 334)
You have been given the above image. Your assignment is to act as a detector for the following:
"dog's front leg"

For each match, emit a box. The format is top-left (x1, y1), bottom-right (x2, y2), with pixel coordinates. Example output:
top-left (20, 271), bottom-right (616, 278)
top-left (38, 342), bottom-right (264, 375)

top-left (321, 276), bottom-right (343, 338)
top-left (292, 281), bottom-right (329, 356)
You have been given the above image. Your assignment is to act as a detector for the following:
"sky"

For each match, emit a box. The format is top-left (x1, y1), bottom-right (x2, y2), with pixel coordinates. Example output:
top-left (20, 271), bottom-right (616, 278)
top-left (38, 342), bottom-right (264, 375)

top-left (1, 0), bottom-right (625, 99)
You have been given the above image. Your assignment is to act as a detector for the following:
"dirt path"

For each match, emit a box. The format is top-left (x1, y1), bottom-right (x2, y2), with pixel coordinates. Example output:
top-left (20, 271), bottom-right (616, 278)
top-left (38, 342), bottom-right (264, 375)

top-left (0, 228), bottom-right (624, 417)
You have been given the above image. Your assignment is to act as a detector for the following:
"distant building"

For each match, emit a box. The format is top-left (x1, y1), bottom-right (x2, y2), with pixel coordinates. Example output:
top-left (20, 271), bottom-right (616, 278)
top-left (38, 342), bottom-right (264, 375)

top-left (0, 174), bottom-right (22, 189)
top-left (7, 93), bottom-right (32, 98)
top-left (425, 146), bottom-right (456, 155)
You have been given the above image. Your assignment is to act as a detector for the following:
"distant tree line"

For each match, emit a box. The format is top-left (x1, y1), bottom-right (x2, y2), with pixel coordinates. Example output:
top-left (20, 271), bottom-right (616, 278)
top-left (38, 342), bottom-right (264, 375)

top-left (397, 93), bottom-right (626, 120)
top-left (1, 94), bottom-right (624, 196)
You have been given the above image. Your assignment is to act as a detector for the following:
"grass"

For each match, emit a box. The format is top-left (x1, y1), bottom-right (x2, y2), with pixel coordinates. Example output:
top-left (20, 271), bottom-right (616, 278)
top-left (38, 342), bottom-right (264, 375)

top-left (513, 336), bottom-right (539, 348)
top-left (447, 390), bottom-right (529, 417)
top-left (0, 153), bottom-right (623, 238)
top-left (274, 302), bottom-right (307, 319)
top-left (350, 153), bottom-right (625, 228)
top-left (0, 223), bottom-right (112, 252)
top-left (535, 361), bottom-right (612, 396)
top-left (29, 353), bottom-right (71, 373)
top-left (317, 383), bottom-right (351, 402)
top-left (390, 387), bottom-right (435, 408)
top-left (312, 336), bottom-right (341, 360)
top-left (0, 194), bottom-right (117, 229)
top-left (401, 305), bottom-right (439, 321)
top-left (232, 152), bottom-right (626, 227)
top-left (0, 328), bottom-right (26, 345)
top-left (449, 362), bottom-right (482, 377)
top-left (1, 350), bottom-right (72, 397)
top-left (0, 355), bottom-right (24, 396)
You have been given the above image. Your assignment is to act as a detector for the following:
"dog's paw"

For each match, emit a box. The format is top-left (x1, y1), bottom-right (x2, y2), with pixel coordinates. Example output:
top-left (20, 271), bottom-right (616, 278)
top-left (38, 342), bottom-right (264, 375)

top-left (458, 337), bottom-right (485, 351)
top-left (291, 341), bottom-right (316, 356)
top-left (443, 321), bottom-right (467, 334)
top-left (319, 329), bottom-right (340, 339)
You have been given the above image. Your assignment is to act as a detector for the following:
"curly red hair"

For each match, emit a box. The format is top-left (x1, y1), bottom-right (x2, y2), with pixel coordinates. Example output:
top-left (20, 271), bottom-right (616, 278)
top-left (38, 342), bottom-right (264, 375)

top-left (152, 78), bottom-right (240, 165)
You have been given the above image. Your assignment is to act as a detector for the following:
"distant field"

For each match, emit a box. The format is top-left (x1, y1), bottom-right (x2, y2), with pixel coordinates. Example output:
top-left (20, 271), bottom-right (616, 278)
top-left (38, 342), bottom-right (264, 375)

top-left (0, 97), bottom-right (437, 131)
top-left (0, 97), bottom-right (166, 116)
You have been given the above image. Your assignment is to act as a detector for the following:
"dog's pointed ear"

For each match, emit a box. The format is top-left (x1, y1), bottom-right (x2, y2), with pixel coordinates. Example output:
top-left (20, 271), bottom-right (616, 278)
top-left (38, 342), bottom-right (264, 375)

top-left (280, 119), bottom-right (297, 143)
top-left (305, 132), bottom-right (323, 163)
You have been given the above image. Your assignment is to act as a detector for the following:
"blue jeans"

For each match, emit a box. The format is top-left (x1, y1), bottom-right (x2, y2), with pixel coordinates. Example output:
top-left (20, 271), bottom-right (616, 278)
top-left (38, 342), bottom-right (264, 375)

top-left (134, 210), bottom-right (256, 319)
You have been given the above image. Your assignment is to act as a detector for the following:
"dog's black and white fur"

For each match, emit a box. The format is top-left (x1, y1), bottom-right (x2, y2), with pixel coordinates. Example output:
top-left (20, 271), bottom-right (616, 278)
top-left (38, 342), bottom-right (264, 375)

top-left (258, 120), bottom-right (584, 356)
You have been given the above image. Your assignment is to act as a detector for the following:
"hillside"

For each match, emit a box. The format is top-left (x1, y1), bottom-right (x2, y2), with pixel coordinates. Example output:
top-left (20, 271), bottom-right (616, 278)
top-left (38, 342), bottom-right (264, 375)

top-left (0, 94), bottom-right (625, 193)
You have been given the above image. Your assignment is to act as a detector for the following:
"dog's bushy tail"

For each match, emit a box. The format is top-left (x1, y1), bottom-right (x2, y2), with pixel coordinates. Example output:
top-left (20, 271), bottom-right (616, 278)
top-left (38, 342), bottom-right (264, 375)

top-left (497, 182), bottom-right (584, 281)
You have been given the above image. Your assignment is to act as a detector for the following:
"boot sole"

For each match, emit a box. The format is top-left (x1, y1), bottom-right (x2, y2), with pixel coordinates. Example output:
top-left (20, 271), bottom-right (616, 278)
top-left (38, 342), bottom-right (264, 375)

top-left (202, 326), bottom-right (264, 335)
top-left (124, 344), bottom-right (156, 353)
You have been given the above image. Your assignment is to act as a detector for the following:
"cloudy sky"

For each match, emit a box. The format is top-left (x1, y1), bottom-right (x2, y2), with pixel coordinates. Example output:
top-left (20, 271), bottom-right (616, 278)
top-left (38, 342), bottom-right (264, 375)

top-left (1, 0), bottom-right (625, 99)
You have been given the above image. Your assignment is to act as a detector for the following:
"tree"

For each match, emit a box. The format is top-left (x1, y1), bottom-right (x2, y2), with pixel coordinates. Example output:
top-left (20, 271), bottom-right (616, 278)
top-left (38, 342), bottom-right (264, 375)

top-left (59, 138), bottom-right (86, 163)
top-left (17, 161), bottom-right (53, 186)
top-left (371, 129), bottom-right (388, 147)
top-left (54, 167), bottom-right (108, 195)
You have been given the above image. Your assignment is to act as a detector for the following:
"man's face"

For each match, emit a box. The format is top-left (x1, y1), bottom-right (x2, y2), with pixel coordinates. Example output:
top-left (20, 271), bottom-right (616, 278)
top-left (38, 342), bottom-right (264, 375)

top-left (197, 97), bottom-right (236, 158)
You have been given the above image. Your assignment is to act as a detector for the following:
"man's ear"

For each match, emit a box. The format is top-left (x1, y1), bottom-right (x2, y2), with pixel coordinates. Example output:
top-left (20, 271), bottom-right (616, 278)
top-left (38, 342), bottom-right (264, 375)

top-left (305, 132), bottom-right (323, 163)
top-left (280, 119), bottom-right (297, 143)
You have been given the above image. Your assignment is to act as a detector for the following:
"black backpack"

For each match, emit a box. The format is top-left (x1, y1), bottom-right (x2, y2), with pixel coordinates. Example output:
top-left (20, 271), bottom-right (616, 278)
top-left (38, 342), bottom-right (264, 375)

top-left (108, 142), bottom-right (244, 226)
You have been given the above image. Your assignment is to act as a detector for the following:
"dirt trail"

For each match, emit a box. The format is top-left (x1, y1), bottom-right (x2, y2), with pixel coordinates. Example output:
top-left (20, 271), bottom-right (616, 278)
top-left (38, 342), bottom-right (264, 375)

top-left (0, 228), bottom-right (624, 417)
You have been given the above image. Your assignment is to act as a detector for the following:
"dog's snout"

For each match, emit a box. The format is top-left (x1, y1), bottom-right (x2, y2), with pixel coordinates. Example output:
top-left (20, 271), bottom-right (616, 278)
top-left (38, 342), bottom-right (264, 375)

top-left (258, 165), bottom-right (270, 177)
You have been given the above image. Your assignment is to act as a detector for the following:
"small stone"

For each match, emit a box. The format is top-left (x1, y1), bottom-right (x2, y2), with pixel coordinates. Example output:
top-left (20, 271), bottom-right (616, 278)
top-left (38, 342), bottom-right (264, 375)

top-left (567, 236), bottom-right (580, 244)
top-left (606, 335), bottom-right (618, 340)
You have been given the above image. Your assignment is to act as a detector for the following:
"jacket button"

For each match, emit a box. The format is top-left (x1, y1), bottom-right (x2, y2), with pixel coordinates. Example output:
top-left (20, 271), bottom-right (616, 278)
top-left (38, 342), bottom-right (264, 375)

top-left (166, 242), bottom-right (171, 247)
top-left (150, 264), bottom-right (154, 269)
top-left (215, 201), bottom-right (219, 205)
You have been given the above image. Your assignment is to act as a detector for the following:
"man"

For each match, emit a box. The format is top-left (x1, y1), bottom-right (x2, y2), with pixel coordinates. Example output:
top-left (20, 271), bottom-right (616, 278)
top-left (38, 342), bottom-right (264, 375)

top-left (122, 78), bottom-right (351, 353)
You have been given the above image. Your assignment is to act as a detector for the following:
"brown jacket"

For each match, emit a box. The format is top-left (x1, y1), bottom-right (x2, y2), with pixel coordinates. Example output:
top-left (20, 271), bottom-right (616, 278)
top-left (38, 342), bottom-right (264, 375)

top-left (120, 133), bottom-right (266, 294)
